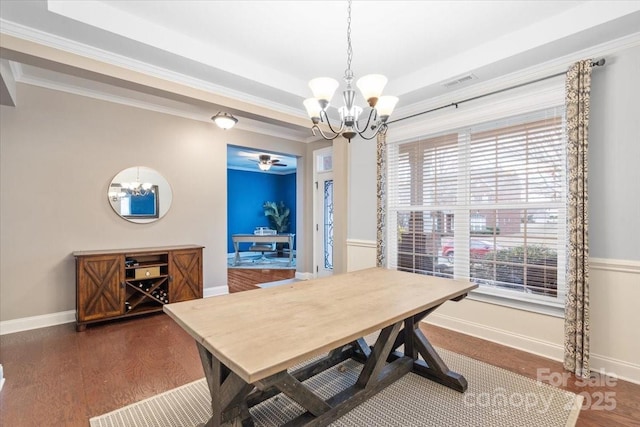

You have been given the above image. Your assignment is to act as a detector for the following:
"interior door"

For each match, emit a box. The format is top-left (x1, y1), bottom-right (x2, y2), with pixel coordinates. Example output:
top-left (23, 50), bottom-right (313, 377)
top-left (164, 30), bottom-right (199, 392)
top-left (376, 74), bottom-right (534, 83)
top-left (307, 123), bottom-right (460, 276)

top-left (314, 147), bottom-right (334, 278)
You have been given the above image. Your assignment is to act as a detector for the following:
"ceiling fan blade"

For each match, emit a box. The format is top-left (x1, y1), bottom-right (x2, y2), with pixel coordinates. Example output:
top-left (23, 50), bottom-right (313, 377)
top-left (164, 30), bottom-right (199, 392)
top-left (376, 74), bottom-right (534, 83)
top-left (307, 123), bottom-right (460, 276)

top-left (237, 151), bottom-right (260, 158)
top-left (272, 163), bottom-right (287, 167)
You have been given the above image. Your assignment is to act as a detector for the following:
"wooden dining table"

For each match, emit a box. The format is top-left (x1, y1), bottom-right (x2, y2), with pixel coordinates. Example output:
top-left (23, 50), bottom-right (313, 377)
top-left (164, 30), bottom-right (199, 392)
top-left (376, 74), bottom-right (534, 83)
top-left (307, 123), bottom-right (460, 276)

top-left (164, 267), bottom-right (477, 427)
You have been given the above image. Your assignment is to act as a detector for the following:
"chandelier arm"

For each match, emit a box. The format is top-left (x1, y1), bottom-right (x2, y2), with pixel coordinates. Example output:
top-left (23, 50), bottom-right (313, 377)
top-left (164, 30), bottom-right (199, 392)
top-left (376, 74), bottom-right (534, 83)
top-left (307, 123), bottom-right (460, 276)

top-left (312, 124), bottom-right (342, 141)
top-left (321, 109), bottom-right (346, 135)
top-left (353, 108), bottom-right (377, 134)
top-left (356, 125), bottom-right (386, 140)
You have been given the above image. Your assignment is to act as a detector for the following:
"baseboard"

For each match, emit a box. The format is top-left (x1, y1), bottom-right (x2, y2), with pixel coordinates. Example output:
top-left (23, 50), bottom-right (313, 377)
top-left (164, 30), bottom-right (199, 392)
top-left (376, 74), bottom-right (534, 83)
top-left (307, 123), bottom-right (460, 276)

top-left (295, 272), bottom-right (314, 280)
top-left (426, 313), bottom-right (640, 385)
top-left (425, 312), bottom-right (565, 361)
top-left (0, 310), bottom-right (76, 335)
top-left (589, 352), bottom-right (640, 385)
top-left (203, 285), bottom-right (229, 297)
top-left (1, 287), bottom-right (229, 335)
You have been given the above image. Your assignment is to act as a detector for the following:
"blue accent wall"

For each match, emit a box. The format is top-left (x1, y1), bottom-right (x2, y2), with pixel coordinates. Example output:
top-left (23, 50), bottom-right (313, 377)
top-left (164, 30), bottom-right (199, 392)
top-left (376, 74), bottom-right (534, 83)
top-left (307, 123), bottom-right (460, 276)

top-left (227, 169), bottom-right (296, 253)
top-left (129, 192), bottom-right (157, 216)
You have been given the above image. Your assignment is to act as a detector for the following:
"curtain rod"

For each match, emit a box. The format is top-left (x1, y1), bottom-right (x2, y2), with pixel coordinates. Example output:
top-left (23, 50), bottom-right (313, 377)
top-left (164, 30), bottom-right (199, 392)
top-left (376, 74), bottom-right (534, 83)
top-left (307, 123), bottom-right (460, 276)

top-left (387, 58), bottom-right (606, 125)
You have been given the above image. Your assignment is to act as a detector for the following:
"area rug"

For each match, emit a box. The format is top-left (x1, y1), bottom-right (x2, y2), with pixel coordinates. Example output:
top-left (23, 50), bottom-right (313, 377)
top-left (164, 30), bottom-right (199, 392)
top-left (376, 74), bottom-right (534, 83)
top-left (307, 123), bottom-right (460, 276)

top-left (90, 347), bottom-right (582, 427)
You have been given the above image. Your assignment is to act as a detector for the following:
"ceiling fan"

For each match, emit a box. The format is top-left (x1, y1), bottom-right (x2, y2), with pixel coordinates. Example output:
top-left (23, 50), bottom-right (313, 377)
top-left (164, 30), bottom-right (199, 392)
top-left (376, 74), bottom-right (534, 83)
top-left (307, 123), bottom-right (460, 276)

top-left (253, 154), bottom-right (287, 171)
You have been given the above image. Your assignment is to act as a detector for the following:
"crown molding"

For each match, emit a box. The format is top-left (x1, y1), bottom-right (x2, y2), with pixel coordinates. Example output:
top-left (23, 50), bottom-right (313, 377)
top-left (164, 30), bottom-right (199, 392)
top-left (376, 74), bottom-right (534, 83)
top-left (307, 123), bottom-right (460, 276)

top-left (0, 59), bottom-right (17, 106)
top-left (393, 32), bottom-right (640, 122)
top-left (0, 19), bottom-right (306, 120)
top-left (14, 65), bottom-right (314, 142)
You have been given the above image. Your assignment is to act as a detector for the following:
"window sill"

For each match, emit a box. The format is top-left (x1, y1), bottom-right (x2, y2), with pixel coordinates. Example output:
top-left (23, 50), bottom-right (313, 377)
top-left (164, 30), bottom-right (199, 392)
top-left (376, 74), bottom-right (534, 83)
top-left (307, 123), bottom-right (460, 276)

top-left (467, 287), bottom-right (565, 318)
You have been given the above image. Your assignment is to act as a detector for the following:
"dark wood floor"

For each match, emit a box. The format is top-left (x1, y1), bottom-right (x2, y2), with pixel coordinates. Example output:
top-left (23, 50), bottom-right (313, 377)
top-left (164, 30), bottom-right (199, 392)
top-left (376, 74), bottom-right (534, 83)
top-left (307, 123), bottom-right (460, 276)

top-left (1, 313), bottom-right (638, 427)
top-left (228, 268), bottom-right (296, 293)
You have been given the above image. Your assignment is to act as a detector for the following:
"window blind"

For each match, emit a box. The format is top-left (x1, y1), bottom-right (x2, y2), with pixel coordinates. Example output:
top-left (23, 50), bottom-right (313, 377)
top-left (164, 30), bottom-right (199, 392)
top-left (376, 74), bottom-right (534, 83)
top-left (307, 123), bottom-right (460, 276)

top-left (388, 107), bottom-right (566, 304)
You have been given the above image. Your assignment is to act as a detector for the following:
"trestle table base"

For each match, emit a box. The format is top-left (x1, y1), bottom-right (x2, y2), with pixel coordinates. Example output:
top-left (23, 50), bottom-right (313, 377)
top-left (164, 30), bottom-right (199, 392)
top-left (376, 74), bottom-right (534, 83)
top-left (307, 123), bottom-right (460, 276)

top-left (196, 302), bottom-right (468, 427)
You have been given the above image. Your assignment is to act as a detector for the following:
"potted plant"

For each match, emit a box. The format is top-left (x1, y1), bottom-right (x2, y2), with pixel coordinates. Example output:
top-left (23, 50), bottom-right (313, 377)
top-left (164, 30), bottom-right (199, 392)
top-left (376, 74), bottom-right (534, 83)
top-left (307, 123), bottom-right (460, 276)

top-left (263, 201), bottom-right (290, 256)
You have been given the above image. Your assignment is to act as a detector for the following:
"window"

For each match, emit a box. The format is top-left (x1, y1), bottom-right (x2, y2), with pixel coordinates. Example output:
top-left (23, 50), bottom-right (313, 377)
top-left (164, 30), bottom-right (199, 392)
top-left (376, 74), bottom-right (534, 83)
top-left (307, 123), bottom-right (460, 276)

top-left (388, 107), bottom-right (567, 313)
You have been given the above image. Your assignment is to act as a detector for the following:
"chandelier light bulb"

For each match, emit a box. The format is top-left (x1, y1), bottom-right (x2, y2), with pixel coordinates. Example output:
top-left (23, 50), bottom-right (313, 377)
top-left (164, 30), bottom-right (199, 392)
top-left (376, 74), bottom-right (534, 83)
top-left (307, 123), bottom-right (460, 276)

top-left (303, 98), bottom-right (323, 121)
top-left (356, 74), bottom-right (388, 107)
top-left (308, 77), bottom-right (339, 107)
top-left (375, 96), bottom-right (400, 119)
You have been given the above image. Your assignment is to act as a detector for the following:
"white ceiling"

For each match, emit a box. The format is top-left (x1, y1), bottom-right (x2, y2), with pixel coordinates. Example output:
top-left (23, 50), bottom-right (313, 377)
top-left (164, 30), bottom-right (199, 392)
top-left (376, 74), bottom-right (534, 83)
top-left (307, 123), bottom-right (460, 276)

top-left (1, 1), bottom-right (640, 148)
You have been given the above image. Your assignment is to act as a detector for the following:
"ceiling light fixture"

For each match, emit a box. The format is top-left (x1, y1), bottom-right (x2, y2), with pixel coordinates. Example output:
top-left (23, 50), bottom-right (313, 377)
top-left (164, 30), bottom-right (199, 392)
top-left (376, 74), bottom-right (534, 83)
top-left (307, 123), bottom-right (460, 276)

top-left (255, 154), bottom-right (288, 171)
top-left (211, 112), bottom-right (238, 130)
top-left (303, 0), bottom-right (398, 142)
top-left (258, 162), bottom-right (271, 171)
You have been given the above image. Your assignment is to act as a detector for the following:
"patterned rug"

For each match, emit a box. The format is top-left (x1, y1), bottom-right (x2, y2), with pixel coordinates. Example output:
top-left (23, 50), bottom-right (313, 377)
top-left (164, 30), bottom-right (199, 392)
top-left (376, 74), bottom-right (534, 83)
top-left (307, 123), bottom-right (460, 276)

top-left (90, 347), bottom-right (582, 427)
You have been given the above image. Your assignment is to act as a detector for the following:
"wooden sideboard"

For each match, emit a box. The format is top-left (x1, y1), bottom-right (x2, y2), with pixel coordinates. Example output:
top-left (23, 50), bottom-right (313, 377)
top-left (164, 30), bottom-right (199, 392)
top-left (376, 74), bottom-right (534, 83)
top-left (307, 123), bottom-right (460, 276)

top-left (74, 245), bottom-right (203, 331)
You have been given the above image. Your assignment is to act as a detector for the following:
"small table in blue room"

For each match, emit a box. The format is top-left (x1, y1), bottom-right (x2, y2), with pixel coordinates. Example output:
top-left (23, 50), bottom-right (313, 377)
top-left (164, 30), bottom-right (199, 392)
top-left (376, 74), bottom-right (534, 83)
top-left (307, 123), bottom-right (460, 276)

top-left (232, 233), bottom-right (295, 266)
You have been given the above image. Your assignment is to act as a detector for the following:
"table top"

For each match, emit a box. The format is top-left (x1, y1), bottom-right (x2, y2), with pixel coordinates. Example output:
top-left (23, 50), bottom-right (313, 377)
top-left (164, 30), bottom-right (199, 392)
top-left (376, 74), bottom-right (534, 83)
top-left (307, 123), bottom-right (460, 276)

top-left (164, 267), bottom-right (476, 383)
top-left (73, 244), bottom-right (204, 257)
top-left (232, 234), bottom-right (295, 245)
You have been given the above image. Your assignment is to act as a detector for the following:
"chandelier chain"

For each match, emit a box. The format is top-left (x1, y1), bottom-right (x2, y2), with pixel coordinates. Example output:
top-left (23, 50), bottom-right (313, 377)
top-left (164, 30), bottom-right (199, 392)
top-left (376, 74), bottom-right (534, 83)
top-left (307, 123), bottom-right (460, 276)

top-left (345, 0), bottom-right (353, 79)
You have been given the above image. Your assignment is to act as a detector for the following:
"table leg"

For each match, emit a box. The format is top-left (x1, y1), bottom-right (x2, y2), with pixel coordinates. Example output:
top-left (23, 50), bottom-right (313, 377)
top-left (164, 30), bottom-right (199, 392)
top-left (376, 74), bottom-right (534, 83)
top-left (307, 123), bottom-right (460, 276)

top-left (288, 236), bottom-right (294, 266)
top-left (246, 344), bottom-right (355, 407)
top-left (386, 305), bottom-right (469, 393)
top-left (197, 343), bottom-right (255, 427)
top-left (233, 241), bottom-right (240, 266)
top-left (254, 321), bottom-right (413, 427)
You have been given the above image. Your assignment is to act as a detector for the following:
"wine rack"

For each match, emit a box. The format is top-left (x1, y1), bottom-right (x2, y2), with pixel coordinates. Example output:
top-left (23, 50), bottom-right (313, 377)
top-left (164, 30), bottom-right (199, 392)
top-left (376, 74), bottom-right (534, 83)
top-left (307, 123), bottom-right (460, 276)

top-left (124, 252), bottom-right (169, 313)
top-left (74, 245), bottom-right (203, 331)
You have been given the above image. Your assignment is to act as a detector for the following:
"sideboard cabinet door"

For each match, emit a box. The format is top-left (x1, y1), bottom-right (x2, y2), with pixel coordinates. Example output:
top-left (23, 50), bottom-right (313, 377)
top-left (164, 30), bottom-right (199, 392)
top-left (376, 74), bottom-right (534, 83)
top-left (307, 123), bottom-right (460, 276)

top-left (76, 255), bottom-right (124, 323)
top-left (169, 248), bottom-right (203, 303)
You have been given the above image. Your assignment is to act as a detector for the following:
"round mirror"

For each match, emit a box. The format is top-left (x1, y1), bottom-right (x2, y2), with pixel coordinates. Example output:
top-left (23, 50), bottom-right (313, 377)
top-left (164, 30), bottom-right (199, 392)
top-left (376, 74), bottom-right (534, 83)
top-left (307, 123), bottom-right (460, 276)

top-left (108, 166), bottom-right (172, 223)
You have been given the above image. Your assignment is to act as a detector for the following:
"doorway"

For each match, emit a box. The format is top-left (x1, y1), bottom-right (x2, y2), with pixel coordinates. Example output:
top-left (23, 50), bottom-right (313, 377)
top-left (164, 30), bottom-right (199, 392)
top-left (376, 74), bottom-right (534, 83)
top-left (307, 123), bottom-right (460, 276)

top-left (226, 145), bottom-right (298, 291)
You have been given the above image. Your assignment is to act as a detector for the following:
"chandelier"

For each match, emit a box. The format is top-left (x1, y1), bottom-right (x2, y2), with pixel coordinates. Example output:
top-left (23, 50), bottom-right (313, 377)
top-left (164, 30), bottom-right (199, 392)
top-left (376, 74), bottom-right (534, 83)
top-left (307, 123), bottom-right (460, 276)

top-left (303, 0), bottom-right (398, 142)
top-left (121, 167), bottom-right (153, 196)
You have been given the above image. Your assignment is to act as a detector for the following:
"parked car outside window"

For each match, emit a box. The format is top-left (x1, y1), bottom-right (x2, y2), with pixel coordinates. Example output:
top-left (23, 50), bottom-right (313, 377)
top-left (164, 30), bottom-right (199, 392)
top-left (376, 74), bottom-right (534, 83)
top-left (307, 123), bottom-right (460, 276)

top-left (441, 239), bottom-right (500, 263)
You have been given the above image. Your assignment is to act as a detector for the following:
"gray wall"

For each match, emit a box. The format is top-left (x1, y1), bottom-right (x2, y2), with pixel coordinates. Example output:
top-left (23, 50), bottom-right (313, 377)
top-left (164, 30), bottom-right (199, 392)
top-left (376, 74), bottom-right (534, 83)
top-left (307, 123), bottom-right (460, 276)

top-left (347, 137), bottom-right (377, 241)
top-left (0, 84), bottom-right (310, 322)
top-left (589, 44), bottom-right (640, 261)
